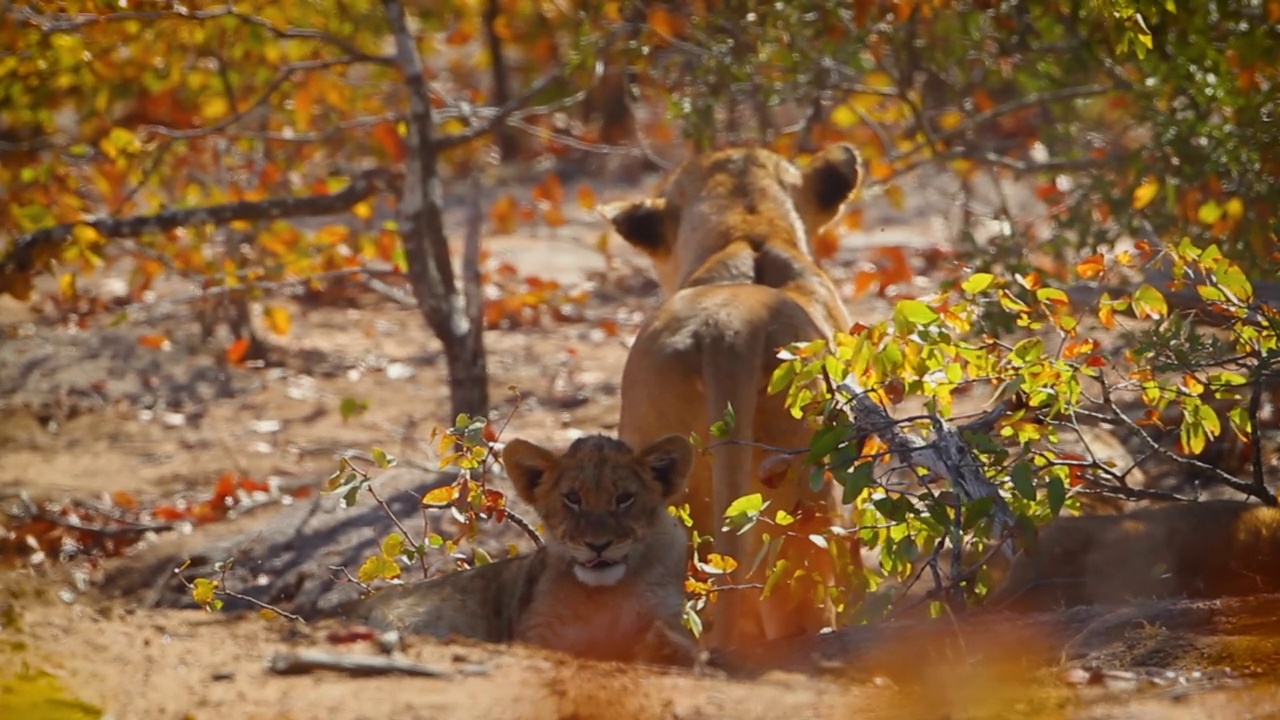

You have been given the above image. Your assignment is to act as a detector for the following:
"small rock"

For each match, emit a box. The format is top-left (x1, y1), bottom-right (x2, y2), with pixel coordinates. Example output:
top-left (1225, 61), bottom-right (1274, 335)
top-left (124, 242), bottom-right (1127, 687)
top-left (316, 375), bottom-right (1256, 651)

top-left (385, 361), bottom-right (416, 380)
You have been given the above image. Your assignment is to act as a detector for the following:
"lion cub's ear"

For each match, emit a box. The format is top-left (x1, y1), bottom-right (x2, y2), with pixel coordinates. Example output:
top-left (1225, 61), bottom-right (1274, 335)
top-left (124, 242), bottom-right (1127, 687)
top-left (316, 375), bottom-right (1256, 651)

top-left (637, 434), bottom-right (694, 500)
top-left (797, 143), bottom-right (864, 232)
top-left (503, 439), bottom-right (559, 505)
top-left (599, 198), bottom-right (669, 254)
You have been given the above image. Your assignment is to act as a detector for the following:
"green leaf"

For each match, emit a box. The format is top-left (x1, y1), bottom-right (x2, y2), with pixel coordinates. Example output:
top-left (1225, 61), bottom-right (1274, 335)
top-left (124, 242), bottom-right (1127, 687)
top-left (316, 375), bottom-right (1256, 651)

top-left (724, 492), bottom-right (766, 520)
top-left (839, 461), bottom-right (876, 505)
top-left (807, 425), bottom-right (845, 464)
top-left (894, 299), bottom-right (940, 331)
top-left (710, 402), bottom-right (736, 439)
top-left (340, 397), bottom-right (369, 423)
top-left (1046, 477), bottom-right (1067, 515)
top-left (1010, 461), bottom-right (1036, 501)
top-left (961, 273), bottom-right (995, 294)
top-left (1132, 284), bottom-right (1169, 320)
top-left (768, 360), bottom-right (798, 395)
top-left (371, 447), bottom-right (396, 469)
top-left (473, 547), bottom-right (493, 566)
top-left (761, 558), bottom-right (792, 599)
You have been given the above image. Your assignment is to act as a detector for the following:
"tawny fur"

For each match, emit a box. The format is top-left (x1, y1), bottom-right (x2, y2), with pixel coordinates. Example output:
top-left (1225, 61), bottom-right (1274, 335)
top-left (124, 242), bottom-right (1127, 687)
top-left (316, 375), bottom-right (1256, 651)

top-left (342, 434), bottom-right (699, 667)
top-left (989, 500), bottom-right (1280, 611)
top-left (600, 144), bottom-right (865, 650)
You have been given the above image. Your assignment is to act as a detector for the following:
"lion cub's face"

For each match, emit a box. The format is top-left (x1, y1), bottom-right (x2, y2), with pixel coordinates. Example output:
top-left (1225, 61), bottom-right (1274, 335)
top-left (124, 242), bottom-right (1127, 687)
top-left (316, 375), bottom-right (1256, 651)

top-left (600, 143), bottom-right (864, 293)
top-left (503, 434), bottom-right (693, 587)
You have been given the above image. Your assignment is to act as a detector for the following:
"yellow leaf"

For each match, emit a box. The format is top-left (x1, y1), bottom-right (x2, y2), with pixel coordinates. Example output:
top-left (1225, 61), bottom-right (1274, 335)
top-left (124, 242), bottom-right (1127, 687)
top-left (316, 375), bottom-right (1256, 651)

top-left (71, 223), bottom-right (102, 247)
top-left (201, 95), bottom-right (231, 122)
top-left (357, 554), bottom-right (401, 584)
top-left (1197, 200), bottom-right (1224, 225)
top-left (191, 577), bottom-right (220, 607)
top-left (830, 103), bottom-right (858, 129)
top-left (58, 272), bottom-right (77, 300)
top-left (382, 532), bottom-right (405, 558)
top-left (884, 183), bottom-right (905, 210)
top-left (1132, 177), bottom-right (1160, 210)
top-left (1224, 197), bottom-right (1245, 222)
top-left (862, 70), bottom-right (895, 89)
top-left (264, 305), bottom-right (292, 336)
top-left (937, 110), bottom-right (965, 132)
top-left (423, 483), bottom-right (459, 506)
top-left (352, 201), bottom-right (373, 221)
top-left (700, 553), bottom-right (739, 575)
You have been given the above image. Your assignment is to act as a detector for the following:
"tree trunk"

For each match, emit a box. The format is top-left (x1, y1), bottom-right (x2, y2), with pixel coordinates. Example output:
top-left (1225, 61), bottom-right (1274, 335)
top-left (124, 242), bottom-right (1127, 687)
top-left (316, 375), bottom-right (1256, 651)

top-left (383, 0), bottom-right (489, 419)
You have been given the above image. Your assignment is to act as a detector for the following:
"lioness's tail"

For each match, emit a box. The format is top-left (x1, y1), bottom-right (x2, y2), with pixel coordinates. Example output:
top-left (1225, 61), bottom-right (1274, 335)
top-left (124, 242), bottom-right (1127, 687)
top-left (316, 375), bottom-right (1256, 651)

top-left (702, 340), bottom-right (762, 563)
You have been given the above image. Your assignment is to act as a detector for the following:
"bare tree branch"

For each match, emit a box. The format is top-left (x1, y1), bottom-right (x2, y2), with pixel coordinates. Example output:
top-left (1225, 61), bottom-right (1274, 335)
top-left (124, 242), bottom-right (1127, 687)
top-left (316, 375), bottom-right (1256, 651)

top-left (13, 5), bottom-right (393, 64)
top-left (1, 168), bottom-right (400, 282)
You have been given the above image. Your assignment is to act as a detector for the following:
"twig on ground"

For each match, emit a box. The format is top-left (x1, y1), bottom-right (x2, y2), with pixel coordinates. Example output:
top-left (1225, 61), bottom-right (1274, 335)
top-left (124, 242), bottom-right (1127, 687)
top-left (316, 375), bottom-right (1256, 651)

top-left (267, 650), bottom-right (478, 678)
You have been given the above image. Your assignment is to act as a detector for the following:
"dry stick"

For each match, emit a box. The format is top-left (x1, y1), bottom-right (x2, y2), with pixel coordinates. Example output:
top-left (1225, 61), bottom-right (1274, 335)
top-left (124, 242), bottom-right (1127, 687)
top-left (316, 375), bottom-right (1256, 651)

top-left (364, 482), bottom-right (431, 578)
top-left (267, 650), bottom-right (473, 678)
top-left (834, 380), bottom-right (1017, 548)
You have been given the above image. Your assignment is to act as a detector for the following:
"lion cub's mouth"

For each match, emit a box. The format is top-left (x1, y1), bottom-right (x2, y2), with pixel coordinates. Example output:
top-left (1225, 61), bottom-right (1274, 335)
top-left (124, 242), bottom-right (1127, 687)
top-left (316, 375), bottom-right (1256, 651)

top-left (572, 556), bottom-right (628, 586)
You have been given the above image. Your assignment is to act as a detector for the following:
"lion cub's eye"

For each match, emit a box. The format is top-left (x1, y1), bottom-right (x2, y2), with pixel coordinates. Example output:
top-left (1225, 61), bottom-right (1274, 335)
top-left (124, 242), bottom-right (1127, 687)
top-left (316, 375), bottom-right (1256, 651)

top-left (616, 492), bottom-right (635, 509)
top-left (562, 491), bottom-right (582, 510)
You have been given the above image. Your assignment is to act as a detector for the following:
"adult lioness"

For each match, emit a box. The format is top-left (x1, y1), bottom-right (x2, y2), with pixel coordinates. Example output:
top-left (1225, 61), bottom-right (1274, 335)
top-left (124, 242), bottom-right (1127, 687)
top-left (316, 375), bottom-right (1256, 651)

top-left (601, 144), bottom-right (864, 649)
top-left (343, 434), bottom-right (700, 667)
top-left (989, 500), bottom-right (1280, 611)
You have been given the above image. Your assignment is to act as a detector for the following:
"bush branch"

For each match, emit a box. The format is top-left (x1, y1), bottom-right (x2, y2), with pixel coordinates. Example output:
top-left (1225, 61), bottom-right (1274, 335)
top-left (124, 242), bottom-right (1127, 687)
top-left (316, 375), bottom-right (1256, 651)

top-left (1, 168), bottom-right (400, 286)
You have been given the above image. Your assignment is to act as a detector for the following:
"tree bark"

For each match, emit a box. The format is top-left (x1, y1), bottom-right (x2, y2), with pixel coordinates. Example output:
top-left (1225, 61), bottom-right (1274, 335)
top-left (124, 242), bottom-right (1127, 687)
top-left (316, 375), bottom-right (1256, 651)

top-left (383, 0), bottom-right (488, 418)
top-left (482, 0), bottom-right (522, 160)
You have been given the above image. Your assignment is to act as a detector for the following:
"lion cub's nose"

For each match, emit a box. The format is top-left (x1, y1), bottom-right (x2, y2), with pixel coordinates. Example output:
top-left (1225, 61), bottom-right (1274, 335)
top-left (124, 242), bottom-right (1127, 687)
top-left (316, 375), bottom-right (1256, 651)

top-left (585, 540), bottom-right (613, 555)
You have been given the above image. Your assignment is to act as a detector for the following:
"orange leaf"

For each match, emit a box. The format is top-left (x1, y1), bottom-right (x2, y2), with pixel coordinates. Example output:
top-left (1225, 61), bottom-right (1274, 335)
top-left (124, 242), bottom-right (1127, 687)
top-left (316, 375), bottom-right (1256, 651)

top-left (226, 337), bottom-right (251, 365)
top-left (138, 334), bottom-right (171, 351)
top-left (491, 194), bottom-right (518, 234)
top-left (213, 472), bottom-right (239, 503)
top-left (577, 184), bottom-right (597, 210)
top-left (152, 505), bottom-right (187, 521)
top-left (648, 6), bottom-right (680, 37)
top-left (543, 204), bottom-right (566, 227)
top-left (972, 88), bottom-right (995, 112)
top-left (111, 491), bottom-right (138, 509)
top-left (1075, 253), bottom-right (1105, 279)
top-left (813, 227), bottom-right (840, 261)
top-left (852, 264), bottom-right (880, 298)
top-left (373, 121), bottom-right (406, 164)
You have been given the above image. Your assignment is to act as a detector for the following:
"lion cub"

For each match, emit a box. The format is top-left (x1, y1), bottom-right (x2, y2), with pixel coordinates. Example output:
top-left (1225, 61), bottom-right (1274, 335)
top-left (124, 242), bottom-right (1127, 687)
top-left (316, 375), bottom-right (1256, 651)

top-left (989, 500), bottom-right (1280, 611)
top-left (343, 434), bottom-right (700, 667)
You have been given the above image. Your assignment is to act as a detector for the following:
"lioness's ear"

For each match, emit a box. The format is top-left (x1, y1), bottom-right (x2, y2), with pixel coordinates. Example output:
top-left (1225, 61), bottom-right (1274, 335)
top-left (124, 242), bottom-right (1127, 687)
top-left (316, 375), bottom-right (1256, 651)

top-left (798, 143), bottom-right (864, 231)
top-left (637, 434), bottom-right (693, 500)
top-left (599, 198), bottom-right (668, 254)
top-left (503, 439), bottom-right (559, 505)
